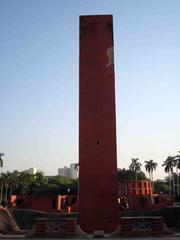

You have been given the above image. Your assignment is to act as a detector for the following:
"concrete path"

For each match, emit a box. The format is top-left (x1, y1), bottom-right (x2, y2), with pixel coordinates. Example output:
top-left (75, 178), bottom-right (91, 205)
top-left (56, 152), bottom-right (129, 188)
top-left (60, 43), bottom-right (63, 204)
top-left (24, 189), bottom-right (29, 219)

top-left (1, 235), bottom-right (180, 240)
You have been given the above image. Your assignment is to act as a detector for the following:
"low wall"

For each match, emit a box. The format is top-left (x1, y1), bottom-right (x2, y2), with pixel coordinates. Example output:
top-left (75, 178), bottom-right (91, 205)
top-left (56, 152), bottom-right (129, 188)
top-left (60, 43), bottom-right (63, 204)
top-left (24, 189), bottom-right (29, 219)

top-left (11, 209), bottom-right (78, 230)
top-left (120, 206), bottom-right (180, 231)
top-left (35, 217), bottom-right (77, 237)
top-left (120, 216), bottom-right (172, 236)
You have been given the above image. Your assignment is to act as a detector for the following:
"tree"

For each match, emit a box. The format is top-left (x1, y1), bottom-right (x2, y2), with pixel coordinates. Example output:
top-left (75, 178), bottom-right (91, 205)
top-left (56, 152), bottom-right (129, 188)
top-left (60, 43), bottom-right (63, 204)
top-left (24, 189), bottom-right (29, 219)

top-left (17, 172), bottom-right (34, 195)
top-left (34, 172), bottom-right (46, 184)
top-left (28, 172), bottom-right (48, 195)
top-left (117, 168), bottom-right (148, 182)
top-left (0, 173), bottom-right (6, 204)
top-left (0, 153), bottom-right (5, 205)
top-left (154, 179), bottom-right (170, 194)
top-left (144, 160), bottom-right (157, 191)
top-left (162, 156), bottom-right (175, 197)
top-left (129, 158), bottom-right (142, 182)
top-left (0, 172), bottom-right (11, 202)
top-left (173, 153), bottom-right (180, 197)
top-left (0, 153), bottom-right (4, 167)
top-left (0, 178), bottom-right (3, 204)
top-left (8, 170), bottom-right (19, 195)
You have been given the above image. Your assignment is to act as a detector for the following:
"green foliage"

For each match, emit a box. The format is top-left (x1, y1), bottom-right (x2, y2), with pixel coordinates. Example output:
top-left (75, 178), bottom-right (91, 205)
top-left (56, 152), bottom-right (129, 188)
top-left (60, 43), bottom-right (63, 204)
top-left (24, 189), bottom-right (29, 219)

top-left (47, 176), bottom-right (78, 195)
top-left (0, 171), bottom-right (78, 198)
top-left (117, 168), bottom-right (148, 182)
top-left (1, 198), bottom-right (8, 207)
top-left (154, 179), bottom-right (170, 194)
top-left (138, 171), bottom-right (149, 180)
top-left (129, 158), bottom-right (142, 173)
top-left (144, 160), bottom-right (157, 173)
top-left (129, 158), bottom-right (142, 181)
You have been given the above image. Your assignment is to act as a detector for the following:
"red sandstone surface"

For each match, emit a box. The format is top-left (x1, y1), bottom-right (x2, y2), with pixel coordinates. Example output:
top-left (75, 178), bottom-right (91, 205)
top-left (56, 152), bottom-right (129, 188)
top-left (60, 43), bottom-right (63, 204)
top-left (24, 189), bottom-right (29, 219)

top-left (79, 14), bottom-right (118, 234)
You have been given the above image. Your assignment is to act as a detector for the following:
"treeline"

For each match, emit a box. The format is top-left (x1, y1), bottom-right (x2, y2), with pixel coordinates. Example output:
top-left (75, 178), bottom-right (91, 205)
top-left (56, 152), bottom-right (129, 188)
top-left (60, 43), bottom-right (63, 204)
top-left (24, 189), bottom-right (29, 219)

top-left (127, 155), bottom-right (180, 199)
top-left (117, 168), bottom-right (148, 181)
top-left (0, 167), bottom-right (176, 206)
top-left (117, 168), bottom-right (170, 195)
top-left (0, 171), bottom-right (77, 205)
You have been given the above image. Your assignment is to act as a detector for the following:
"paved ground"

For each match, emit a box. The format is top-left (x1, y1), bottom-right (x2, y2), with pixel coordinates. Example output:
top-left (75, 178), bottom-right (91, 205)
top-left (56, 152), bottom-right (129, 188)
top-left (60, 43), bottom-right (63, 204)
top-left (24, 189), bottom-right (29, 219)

top-left (1, 235), bottom-right (180, 240)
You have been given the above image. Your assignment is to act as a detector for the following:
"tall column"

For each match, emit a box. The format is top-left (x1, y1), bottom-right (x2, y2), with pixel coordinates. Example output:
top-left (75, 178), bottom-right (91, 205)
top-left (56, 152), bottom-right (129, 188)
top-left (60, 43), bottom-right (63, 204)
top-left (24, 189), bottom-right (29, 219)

top-left (79, 15), bottom-right (118, 234)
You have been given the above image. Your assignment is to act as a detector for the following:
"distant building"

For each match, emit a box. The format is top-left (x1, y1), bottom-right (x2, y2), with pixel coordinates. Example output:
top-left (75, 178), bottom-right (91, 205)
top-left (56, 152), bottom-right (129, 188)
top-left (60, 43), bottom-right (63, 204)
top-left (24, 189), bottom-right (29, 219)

top-left (23, 167), bottom-right (44, 175)
top-left (58, 166), bottom-right (69, 178)
top-left (69, 164), bottom-right (78, 179)
top-left (58, 164), bottom-right (78, 179)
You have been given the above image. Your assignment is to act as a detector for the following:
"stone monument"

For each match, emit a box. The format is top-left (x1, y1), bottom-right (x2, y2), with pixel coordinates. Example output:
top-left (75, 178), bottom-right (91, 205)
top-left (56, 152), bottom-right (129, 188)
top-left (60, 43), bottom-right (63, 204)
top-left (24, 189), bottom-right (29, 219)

top-left (79, 15), bottom-right (119, 234)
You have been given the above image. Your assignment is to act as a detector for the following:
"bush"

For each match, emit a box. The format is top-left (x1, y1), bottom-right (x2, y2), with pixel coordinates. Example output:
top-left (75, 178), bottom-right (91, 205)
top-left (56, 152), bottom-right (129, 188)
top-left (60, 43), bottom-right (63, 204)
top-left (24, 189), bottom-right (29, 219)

top-left (1, 199), bottom-right (8, 207)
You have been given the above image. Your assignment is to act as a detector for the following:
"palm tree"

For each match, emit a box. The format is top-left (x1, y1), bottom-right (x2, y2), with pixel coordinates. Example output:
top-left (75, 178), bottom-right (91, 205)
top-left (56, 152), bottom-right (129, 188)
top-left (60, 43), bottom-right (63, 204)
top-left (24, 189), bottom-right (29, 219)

top-left (129, 158), bottom-right (142, 182)
top-left (162, 156), bottom-right (175, 197)
top-left (0, 174), bottom-right (4, 204)
top-left (162, 159), bottom-right (171, 195)
top-left (0, 153), bottom-right (4, 204)
top-left (8, 171), bottom-right (19, 195)
top-left (173, 154), bottom-right (180, 197)
top-left (144, 160), bottom-right (157, 192)
top-left (0, 172), bottom-right (9, 203)
top-left (0, 153), bottom-right (4, 167)
top-left (4, 172), bottom-right (10, 201)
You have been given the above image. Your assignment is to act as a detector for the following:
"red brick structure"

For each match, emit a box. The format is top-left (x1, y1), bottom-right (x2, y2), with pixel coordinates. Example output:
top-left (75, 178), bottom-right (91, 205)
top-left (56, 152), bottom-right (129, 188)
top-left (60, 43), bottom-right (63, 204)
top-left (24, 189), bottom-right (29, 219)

top-left (118, 180), bottom-right (152, 210)
top-left (118, 181), bottom-right (172, 210)
top-left (8, 195), bottom-right (31, 209)
top-left (35, 218), bottom-right (77, 237)
top-left (119, 180), bottom-right (153, 197)
top-left (31, 195), bottom-right (64, 212)
top-left (8, 195), bottom-right (68, 212)
top-left (120, 216), bottom-right (171, 236)
top-left (79, 15), bottom-right (118, 233)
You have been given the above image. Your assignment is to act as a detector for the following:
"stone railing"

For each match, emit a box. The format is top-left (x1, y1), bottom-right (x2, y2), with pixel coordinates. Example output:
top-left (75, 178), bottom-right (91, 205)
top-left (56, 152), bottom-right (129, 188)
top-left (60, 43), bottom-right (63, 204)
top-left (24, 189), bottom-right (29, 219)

top-left (120, 216), bottom-right (172, 236)
top-left (35, 217), bottom-right (77, 237)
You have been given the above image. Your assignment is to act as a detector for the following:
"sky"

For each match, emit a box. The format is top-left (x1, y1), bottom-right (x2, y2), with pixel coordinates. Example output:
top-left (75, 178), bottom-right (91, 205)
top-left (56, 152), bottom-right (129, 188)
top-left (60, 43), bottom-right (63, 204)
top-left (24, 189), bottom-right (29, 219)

top-left (0, 0), bottom-right (180, 179)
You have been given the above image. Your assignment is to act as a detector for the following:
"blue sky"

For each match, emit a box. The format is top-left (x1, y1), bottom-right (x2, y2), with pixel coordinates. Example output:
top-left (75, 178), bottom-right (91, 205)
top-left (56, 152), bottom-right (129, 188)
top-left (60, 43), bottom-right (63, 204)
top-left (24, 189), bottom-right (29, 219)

top-left (0, 0), bottom-right (180, 179)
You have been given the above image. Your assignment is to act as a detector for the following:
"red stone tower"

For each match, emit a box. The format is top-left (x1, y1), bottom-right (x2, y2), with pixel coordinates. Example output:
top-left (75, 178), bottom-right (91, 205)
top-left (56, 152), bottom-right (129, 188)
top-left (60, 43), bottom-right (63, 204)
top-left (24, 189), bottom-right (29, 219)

top-left (79, 15), bottom-right (118, 234)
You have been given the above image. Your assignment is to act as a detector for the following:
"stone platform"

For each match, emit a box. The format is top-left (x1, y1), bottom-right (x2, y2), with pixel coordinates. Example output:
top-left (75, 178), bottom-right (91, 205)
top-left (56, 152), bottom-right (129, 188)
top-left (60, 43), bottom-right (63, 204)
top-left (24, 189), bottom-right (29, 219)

top-left (120, 216), bottom-right (172, 237)
top-left (34, 217), bottom-right (77, 238)
top-left (0, 235), bottom-right (180, 239)
top-left (29, 215), bottom-right (173, 238)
